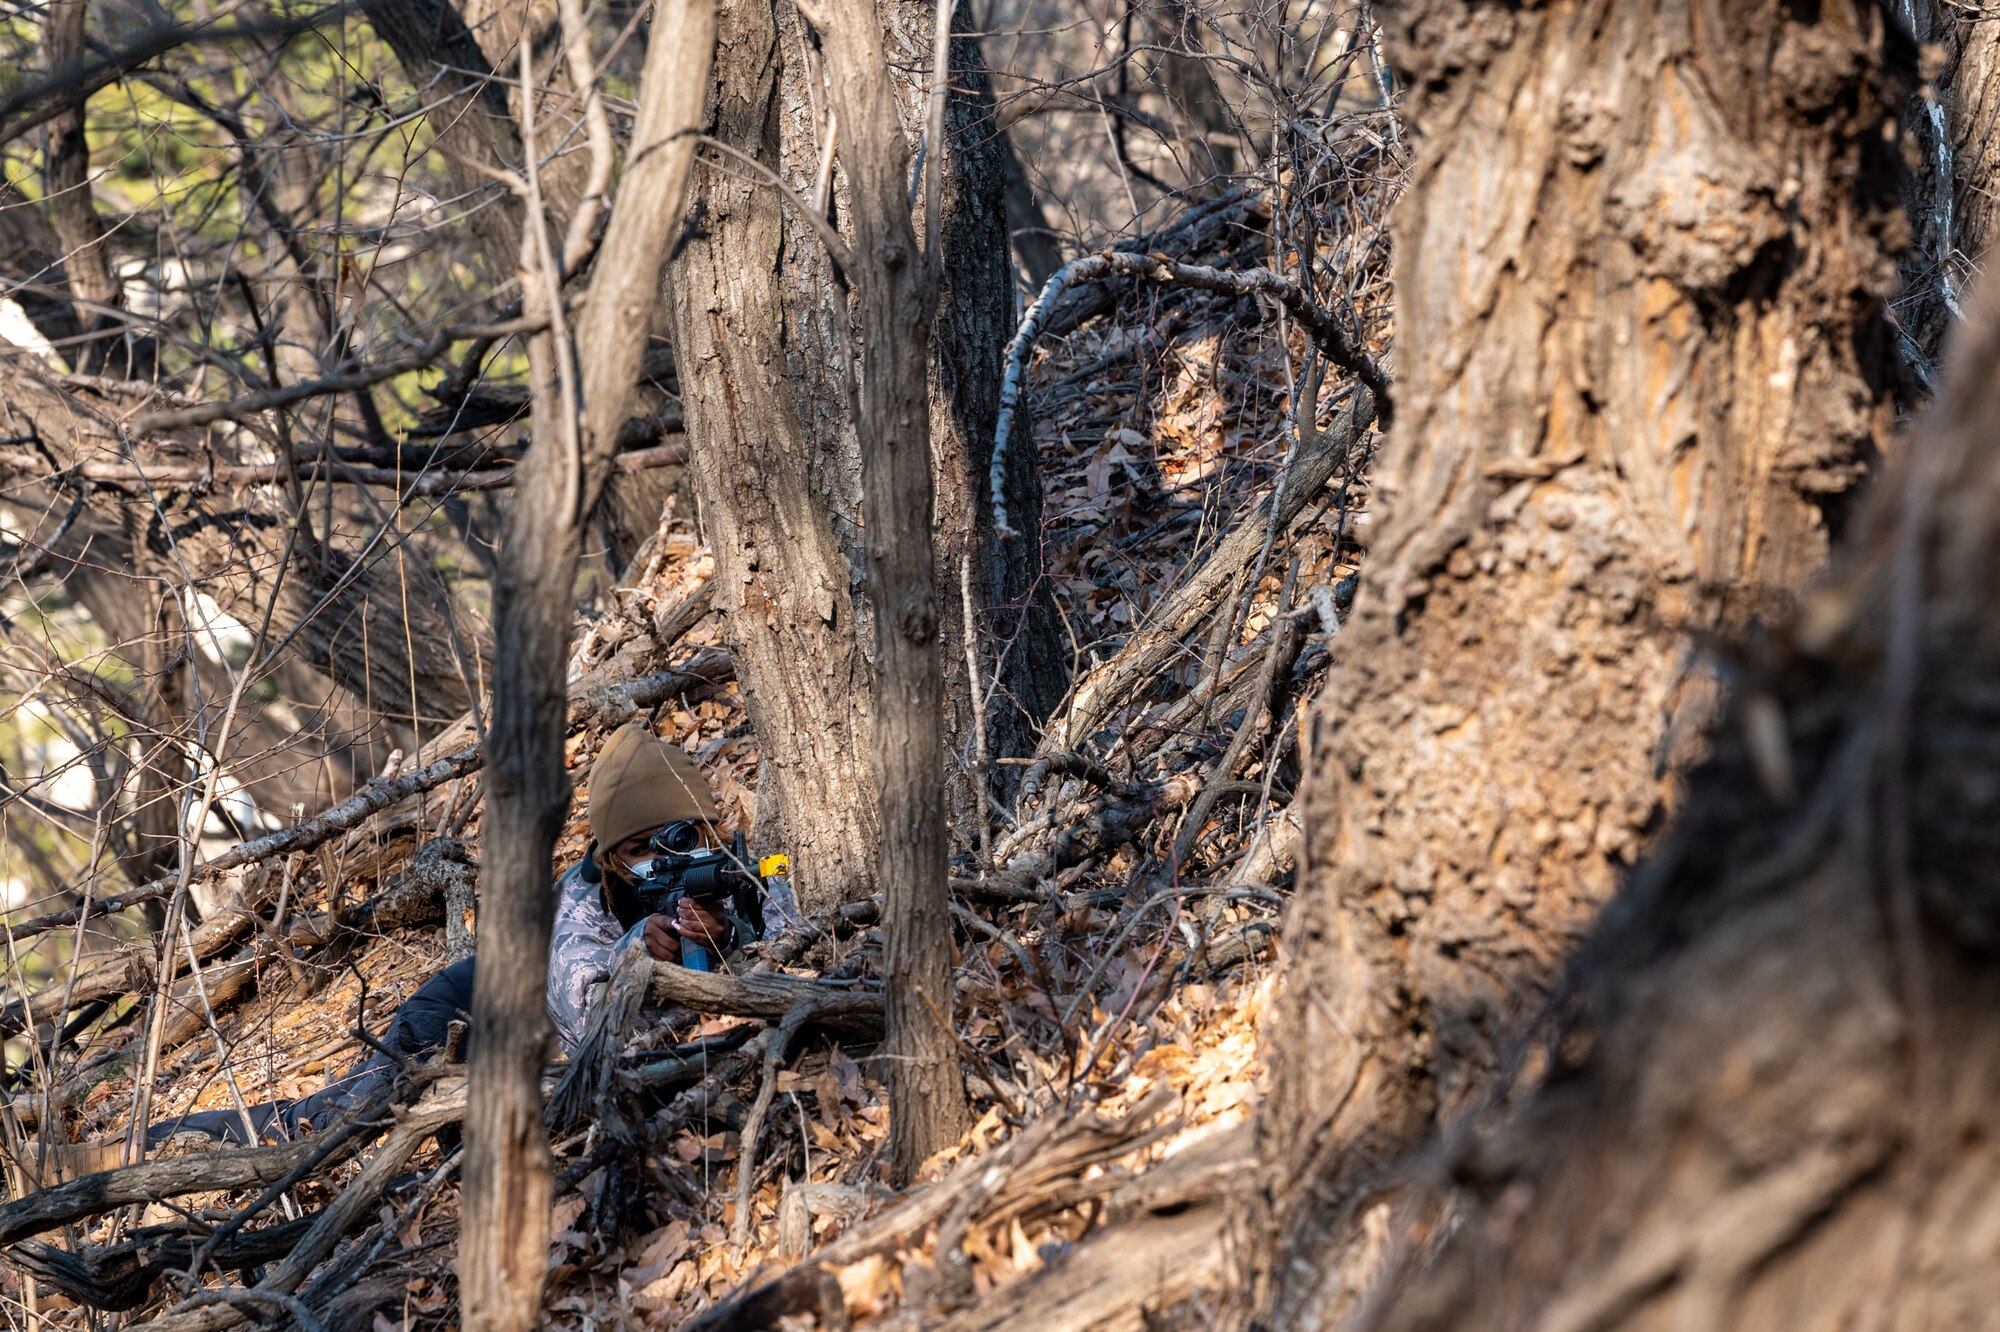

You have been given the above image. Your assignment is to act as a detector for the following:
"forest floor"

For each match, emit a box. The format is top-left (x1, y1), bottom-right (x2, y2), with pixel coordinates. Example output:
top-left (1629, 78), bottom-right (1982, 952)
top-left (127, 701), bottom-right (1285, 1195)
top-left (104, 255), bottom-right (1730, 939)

top-left (5, 173), bottom-right (1392, 1331)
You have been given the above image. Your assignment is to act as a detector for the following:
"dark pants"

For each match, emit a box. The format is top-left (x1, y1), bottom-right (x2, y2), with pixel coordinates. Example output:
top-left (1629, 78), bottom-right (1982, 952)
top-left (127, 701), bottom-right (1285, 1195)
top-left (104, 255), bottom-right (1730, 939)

top-left (148, 957), bottom-right (477, 1146)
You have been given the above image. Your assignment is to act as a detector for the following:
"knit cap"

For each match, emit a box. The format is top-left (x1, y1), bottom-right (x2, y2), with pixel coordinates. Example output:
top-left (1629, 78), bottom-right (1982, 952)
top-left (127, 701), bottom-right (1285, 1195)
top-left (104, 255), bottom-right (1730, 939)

top-left (588, 723), bottom-right (717, 850)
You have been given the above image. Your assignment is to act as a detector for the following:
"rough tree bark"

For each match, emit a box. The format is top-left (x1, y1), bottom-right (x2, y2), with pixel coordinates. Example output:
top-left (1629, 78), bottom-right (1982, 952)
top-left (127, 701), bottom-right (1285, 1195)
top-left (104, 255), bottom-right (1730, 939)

top-left (813, 0), bottom-right (973, 1182)
top-left (664, 0), bottom-right (881, 908)
top-left (1951, 11), bottom-right (2000, 271)
top-left (1241, 2), bottom-right (1905, 1324)
top-left (667, 0), bottom-right (1058, 910)
top-left (459, 4), bottom-right (711, 1328)
top-left (1366, 269), bottom-right (2000, 1332)
top-left (920, 15), bottom-right (1069, 800)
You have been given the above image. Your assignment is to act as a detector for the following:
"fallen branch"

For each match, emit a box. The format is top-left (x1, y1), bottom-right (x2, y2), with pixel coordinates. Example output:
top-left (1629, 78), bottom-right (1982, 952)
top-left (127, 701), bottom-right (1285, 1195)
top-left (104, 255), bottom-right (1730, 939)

top-left (731, 1000), bottom-right (815, 1248)
top-left (0, 1136), bottom-right (330, 1248)
top-left (646, 960), bottom-right (884, 1034)
top-left (132, 1089), bottom-right (468, 1332)
top-left (554, 1031), bottom-right (775, 1194)
top-left (1169, 588), bottom-right (1307, 872)
top-left (1035, 187), bottom-right (1272, 342)
top-left (755, 898), bottom-right (881, 970)
top-left (569, 647), bottom-right (735, 728)
top-left (8, 1215), bottom-right (316, 1313)
top-left (549, 945), bottom-right (881, 1138)
top-left (687, 1091), bottom-right (1181, 1332)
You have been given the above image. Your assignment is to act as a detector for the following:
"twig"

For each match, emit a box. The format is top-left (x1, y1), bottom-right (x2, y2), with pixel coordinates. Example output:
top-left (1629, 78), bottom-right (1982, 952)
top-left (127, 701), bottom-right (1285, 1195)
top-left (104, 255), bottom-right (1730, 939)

top-left (685, 1094), bottom-right (1180, 1332)
top-left (161, 1291), bottom-right (327, 1332)
top-left (1170, 563), bottom-right (1304, 872)
top-left (731, 1001), bottom-right (815, 1250)
top-left (124, 318), bottom-right (545, 432)
top-left (136, 1091), bottom-right (468, 1332)
top-left (694, 135), bottom-right (857, 271)
top-left (5, 651), bottom-right (731, 959)
top-left (1, 744), bottom-right (484, 950)
top-left (961, 552), bottom-right (994, 871)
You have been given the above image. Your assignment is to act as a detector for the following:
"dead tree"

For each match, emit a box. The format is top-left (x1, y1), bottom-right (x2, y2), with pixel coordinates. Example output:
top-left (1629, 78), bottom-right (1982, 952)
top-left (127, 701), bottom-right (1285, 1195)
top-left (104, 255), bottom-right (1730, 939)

top-left (1239, 1), bottom-right (1907, 1323)
top-left (458, 4), bottom-right (713, 1329)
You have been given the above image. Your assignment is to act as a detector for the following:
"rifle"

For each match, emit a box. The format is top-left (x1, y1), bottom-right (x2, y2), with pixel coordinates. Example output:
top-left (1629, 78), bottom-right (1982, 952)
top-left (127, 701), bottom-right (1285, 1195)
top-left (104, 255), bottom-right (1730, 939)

top-left (627, 828), bottom-right (772, 970)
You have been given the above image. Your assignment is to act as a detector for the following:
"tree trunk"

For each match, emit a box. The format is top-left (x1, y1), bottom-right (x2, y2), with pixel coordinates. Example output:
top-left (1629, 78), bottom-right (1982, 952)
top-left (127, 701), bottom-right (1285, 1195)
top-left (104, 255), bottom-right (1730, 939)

top-left (1951, 12), bottom-right (2000, 272)
top-left (667, 0), bottom-right (1056, 910)
top-left (815, 0), bottom-right (973, 1183)
top-left (0, 180), bottom-right (85, 352)
top-left (458, 312), bottom-right (571, 1332)
top-left (1242, 2), bottom-right (1904, 1324)
top-left (460, 3), bottom-right (709, 1323)
top-left (40, 4), bottom-right (111, 307)
top-left (665, 0), bottom-right (881, 909)
top-left (1364, 272), bottom-right (2000, 1332)
top-left (921, 16), bottom-right (1069, 809)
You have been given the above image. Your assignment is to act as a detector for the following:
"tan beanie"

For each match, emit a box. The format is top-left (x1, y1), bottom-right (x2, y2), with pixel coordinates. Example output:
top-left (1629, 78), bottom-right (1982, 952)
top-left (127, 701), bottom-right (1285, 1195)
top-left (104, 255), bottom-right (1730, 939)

top-left (588, 723), bottom-right (717, 850)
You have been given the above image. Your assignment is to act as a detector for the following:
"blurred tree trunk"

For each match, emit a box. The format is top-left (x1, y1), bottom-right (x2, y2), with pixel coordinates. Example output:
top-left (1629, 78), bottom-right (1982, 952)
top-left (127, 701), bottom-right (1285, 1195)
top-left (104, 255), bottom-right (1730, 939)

top-left (1240, 1), bottom-right (1905, 1323)
top-left (667, 0), bottom-right (1059, 911)
top-left (1367, 274), bottom-right (2000, 1332)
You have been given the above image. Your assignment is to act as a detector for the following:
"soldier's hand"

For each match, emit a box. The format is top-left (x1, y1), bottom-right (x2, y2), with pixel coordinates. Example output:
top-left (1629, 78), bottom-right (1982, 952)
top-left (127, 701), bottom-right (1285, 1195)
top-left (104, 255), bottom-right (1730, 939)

top-left (675, 897), bottom-right (729, 948)
top-left (642, 913), bottom-right (682, 963)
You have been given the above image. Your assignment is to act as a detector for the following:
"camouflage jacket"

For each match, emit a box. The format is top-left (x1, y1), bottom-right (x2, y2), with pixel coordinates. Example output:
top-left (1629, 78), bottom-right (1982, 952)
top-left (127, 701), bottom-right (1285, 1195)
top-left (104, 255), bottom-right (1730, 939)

top-left (543, 856), bottom-right (804, 1056)
top-left (546, 858), bottom-right (637, 1057)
